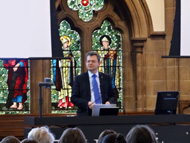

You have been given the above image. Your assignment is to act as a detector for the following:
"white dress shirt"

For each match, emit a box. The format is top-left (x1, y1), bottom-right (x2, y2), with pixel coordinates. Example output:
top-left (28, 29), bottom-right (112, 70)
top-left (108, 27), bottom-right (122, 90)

top-left (88, 71), bottom-right (102, 103)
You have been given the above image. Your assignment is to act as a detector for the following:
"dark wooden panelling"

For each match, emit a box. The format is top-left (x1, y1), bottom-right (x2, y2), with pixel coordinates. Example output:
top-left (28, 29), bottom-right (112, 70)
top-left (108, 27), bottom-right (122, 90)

top-left (0, 114), bottom-right (68, 140)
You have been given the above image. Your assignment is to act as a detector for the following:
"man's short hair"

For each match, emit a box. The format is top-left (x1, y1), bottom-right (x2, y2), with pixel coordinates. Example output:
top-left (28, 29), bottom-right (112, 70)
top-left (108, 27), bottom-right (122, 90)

top-left (86, 51), bottom-right (101, 62)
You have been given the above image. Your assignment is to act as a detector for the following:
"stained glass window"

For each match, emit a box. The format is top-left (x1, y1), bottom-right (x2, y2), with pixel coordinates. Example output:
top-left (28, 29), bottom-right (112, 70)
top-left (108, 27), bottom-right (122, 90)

top-left (67, 0), bottom-right (104, 22)
top-left (0, 60), bottom-right (30, 114)
top-left (92, 20), bottom-right (123, 110)
top-left (51, 20), bottom-right (81, 113)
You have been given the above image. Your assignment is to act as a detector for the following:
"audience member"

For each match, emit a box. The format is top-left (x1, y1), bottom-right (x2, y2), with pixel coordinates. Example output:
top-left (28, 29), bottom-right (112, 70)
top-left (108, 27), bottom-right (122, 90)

top-left (125, 125), bottom-right (158, 143)
top-left (100, 133), bottom-right (126, 143)
top-left (1, 136), bottom-right (20, 143)
top-left (98, 129), bottom-right (117, 143)
top-left (27, 126), bottom-right (55, 143)
top-left (58, 127), bottom-right (87, 143)
top-left (21, 138), bottom-right (39, 143)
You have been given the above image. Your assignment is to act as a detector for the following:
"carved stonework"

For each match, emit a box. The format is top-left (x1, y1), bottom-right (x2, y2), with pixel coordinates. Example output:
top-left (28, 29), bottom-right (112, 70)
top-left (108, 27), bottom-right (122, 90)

top-left (131, 37), bottom-right (147, 53)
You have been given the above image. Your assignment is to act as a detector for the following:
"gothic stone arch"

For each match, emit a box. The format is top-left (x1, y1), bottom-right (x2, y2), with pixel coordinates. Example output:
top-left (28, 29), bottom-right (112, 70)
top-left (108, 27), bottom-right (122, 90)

top-left (29, 0), bottom-right (154, 113)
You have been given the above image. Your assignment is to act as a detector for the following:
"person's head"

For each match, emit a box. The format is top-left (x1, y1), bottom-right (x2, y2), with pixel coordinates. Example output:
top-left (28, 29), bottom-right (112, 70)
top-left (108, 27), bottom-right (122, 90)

top-left (125, 125), bottom-right (158, 143)
top-left (100, 133), bottom-right (126, 143)
top-left (1, 136), bottom-right (20, 143)
top-left (58, 127), bottom-right (87, 143)
top-left (86, 51), bottom-right (101, 74)
top-left (21, 138), bottom-right (39, 143)
top-left (60, 36), bottom-right (70, 49)
top-left (98, 129), bottom-right (117, 143)
top-left (100, 35), bottom-right (111, 49)
top-left (27, 126), bottom-right (55, 143)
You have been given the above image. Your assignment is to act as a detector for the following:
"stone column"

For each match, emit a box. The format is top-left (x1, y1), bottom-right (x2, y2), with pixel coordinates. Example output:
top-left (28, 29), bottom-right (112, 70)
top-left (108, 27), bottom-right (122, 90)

top-left (131, 37), bottom-right (147, 111)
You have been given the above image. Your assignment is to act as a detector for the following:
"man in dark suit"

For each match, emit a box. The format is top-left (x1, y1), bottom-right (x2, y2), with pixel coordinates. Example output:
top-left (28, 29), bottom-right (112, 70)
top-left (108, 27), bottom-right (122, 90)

top-left (71, 51), bottom-right (116, 116)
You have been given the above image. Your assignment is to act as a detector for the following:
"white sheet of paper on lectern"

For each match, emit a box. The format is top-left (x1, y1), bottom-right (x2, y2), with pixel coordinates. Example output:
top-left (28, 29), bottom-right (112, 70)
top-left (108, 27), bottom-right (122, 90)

top-left (92, 104), bottom-right (117, 116)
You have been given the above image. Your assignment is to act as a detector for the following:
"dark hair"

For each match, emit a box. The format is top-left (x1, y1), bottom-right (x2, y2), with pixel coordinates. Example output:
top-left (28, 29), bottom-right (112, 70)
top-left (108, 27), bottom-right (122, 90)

top-left (100, 35), bottom-right (112, 46)
top-left (86, 51), bottom-right (101, 62)
top-left (98, 129), bottom-right (117, 143)
top-left (100, 133), bottom-right (126, 143)
top-left (1, 136), bottom-right (20, 143)
top-left (58, 127), bottom-right (87, 143)
top-left (21, 138), bottom-right (39, 143)
top-left (126, 125), bottom-right (158, 143)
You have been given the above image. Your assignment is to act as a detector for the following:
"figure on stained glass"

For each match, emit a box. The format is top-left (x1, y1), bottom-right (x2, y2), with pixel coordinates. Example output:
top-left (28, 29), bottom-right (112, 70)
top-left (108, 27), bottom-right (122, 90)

top-left (3, 59), bottom-right (28, 110)
top-left (53, 36), bottom-right (75, 108)
top-left (98, 35), bottom-right (119, 97)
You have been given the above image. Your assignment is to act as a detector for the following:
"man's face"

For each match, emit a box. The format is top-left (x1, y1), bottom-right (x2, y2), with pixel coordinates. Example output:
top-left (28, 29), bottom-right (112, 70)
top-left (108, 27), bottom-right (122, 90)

top-left (102, 41), bottom-right (109, 49)
top-left (63, 41), bottom-right (69, 49)
top-left (86, 55), bottom-right (101, 73)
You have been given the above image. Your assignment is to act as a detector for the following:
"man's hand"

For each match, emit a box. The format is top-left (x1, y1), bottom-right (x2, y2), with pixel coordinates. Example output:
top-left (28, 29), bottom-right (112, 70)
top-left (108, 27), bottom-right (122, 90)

top-left (105, 101), bottom-right (110, 104)
top-left (88, 101), bottom-right (95, 109)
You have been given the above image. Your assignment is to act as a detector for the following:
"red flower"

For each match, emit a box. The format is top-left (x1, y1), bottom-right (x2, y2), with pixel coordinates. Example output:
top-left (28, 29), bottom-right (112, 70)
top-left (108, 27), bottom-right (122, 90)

top-left (81, 0), bottom-right (89, 6)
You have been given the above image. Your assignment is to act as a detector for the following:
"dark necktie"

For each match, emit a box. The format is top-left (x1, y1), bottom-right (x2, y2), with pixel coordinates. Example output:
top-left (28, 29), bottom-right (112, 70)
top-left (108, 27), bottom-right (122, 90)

top-left (92, 74), bottom-right (101, 104)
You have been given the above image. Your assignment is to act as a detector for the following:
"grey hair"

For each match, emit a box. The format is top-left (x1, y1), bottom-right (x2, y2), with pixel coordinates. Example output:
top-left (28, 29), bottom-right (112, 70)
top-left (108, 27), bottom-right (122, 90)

top-left (28, 126), bottom-right (55, 143)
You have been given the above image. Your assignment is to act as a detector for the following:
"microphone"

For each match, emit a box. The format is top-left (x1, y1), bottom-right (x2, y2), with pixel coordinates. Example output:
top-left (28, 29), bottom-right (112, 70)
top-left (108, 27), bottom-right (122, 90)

top-left (88, 96), bottom-right (102, 108)
top-left (123, 105), bottom-right (125, 115)
top-left (88, 94), bottom-right (109, 108)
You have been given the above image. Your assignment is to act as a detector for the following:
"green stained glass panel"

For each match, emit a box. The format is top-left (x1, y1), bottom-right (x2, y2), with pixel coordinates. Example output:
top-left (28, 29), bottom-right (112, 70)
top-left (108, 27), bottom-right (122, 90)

top-left (92, 20), bottom-right (123, 111)
top-left (51, 20), bottom-right (81, 113)
top-left (0, 60), bottom-right (30, 114)
top-left (67, 0), bottom-right (104, 22)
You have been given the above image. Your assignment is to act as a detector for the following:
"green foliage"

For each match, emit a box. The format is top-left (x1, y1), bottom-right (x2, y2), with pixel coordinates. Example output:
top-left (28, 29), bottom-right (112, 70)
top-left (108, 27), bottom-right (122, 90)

top-left (59, 20), bottom-right (81, 52)
top-left (78, 11), bottom-right (93, 22)
top-left (0, 60), bottom-right (9, 104)
top-left (67, 0), bottom-right (104, 22)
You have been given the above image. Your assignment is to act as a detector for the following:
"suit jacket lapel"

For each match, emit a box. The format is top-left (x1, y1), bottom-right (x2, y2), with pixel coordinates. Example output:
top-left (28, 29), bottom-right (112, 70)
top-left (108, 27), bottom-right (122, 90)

top-left (84, 72), bottom-right (91, 100)
top-left (99, 72), bottom-right (104, 97)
